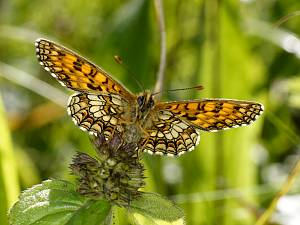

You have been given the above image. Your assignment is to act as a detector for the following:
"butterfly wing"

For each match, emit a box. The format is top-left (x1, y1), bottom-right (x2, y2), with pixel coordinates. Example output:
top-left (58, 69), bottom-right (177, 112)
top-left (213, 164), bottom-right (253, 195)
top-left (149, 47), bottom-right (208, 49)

top-left (67, 93), bottom-right (130, 138)
top-left (155, 99), bottom-right (264, 132)
top-left (141, 110), bottom-right (200, 156)
top-left (141, 99), bottom-right (263, 156)
top-left (35, 38), bottom-right (134, 98)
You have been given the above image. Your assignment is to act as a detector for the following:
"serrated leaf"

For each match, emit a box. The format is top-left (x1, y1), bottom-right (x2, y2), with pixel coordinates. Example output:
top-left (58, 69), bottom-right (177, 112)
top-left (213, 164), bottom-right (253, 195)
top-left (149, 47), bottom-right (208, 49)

top-left (9, 179), bottom-right (111, 225)
top-left (129, 192), bottom-right (185, 224)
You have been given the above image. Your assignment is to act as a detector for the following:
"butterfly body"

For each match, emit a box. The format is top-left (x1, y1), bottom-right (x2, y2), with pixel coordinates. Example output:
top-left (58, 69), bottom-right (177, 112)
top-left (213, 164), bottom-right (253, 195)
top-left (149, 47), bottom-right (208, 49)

top-left (136, 91), bottom-right (155, 121)
top-left (35, 38), bottom-right (264, 156)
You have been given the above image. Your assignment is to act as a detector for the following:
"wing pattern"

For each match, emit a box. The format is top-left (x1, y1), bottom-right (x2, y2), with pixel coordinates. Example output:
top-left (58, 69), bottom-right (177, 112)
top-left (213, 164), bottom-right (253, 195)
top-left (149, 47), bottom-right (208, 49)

top-left (67, 93), bottom-right (129, 138)
top-left (141, 110), bottom-right (200, 156)
top-left (156, 99), bottom-right (264, 132)
top-left (35, 38), bottom-right (133, 97)
top-left (36, 38), bottom-right (264, 157)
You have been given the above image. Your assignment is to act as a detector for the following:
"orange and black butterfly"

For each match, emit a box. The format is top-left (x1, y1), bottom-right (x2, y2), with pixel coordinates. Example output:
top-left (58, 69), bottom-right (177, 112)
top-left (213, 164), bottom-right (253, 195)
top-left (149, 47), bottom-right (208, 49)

top-left (35, 38), bottom-right (264, 156)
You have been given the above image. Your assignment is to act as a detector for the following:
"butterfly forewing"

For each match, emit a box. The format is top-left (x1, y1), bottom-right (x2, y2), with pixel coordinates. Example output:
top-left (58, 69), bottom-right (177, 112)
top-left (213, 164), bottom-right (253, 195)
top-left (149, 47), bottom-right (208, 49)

top-left (155, 99), bottom-right (264, 132)
top-left (35, 38), bottom-right (134, 98)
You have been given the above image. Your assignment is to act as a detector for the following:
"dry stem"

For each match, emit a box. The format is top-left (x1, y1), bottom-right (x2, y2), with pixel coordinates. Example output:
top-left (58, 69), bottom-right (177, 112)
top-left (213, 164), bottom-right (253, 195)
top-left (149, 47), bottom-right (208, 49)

top-left (255, 158), bottom-right (300, 225)
top-left (153, 0), bottom-right (167, 99)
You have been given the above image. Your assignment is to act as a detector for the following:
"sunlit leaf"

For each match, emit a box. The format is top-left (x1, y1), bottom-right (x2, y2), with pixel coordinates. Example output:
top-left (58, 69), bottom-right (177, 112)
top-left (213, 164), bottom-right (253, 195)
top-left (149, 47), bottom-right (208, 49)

top-left (129, 192), bottom-right (185, 224)
top-left (131, 213), bottom-right (185, 225)
top-left (9, 179), bottom-right (111, 225)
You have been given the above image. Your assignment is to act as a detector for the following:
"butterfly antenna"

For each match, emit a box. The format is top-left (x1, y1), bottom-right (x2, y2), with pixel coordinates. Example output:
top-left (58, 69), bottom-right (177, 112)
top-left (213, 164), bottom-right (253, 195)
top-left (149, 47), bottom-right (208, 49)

top-left (152, 85), bottom-right (204, 96)
top-left (114, 55), bottom-right (145, 92)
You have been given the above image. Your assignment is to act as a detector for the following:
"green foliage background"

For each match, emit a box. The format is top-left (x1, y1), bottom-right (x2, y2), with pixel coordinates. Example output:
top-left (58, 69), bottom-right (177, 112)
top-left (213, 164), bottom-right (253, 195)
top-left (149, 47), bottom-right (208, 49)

top-left (1, 0), bottom-right (300, 224)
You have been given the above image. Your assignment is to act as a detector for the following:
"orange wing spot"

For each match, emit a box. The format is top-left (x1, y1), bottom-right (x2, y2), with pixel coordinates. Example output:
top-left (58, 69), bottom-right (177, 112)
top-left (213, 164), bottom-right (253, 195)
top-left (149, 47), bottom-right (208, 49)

top-left (219, 111), bottom-right (229, 116)
top-left (62, 63), bottom-right (75, 70)
top-left (223, 103), bottom-right (235, 108)
top-left (234, 112), bottom-right (244, 118)
top-left (69, 81), bottom-right (81, 88)
top-left (217, 115), bottom-right (226, 121)
top-left (64, 54), bottom-right (77, 62)
top-left (228, 114), bottom-right (239, 120)
top-left (222, 108), bottom-right (234, 114)
top-left (73, 69), bottom-right (84, 76)
top-left (81, 63), bottom-right (92, 74)
top-left (62, 57), bottom-right (76, 65)
top-left (203, 111), bottom-right (216, 117)
top-left (201, 123), bottom-right (211, 129)
top-left (196, 114), bottom-right (208, 120)
top-left (186, 103), bottom-right (199, 110)
top-left (61, 68), bottom-right (71, 75)
top-left (52, 61), bottom-right (62, 67)
top-left (76, 76), bottom-right (90, 83)
top-left (203, 104), bottom-right (217, 111)
top-left (207, 118), bottom-right (218, 124)
top-left (113, 84), bottom-right (121, 92)
top-left (49, 55), bottom-right (59, 61)
top-left (168, 105), bottom-right (178, 111)
top-left (94, 73), bottom-right (108, 83)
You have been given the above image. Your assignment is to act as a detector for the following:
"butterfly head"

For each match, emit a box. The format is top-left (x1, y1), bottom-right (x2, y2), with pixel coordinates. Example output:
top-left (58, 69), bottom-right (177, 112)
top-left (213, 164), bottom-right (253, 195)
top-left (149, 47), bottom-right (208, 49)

top-left (136, 91), bottom-right (155, 120)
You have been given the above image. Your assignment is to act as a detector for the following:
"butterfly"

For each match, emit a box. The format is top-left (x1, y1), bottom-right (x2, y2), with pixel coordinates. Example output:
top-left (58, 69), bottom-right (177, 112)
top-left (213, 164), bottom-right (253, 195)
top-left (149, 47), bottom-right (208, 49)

top-left (35, 38), bottom-right (264, 156)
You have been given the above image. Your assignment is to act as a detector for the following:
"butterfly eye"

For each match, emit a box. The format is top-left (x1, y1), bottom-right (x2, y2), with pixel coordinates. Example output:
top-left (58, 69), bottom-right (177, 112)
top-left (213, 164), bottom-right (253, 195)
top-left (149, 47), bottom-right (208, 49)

top-left (137, 96), bottom-right (145, 107)
top-left (148, 98), bottom-right (154, 108)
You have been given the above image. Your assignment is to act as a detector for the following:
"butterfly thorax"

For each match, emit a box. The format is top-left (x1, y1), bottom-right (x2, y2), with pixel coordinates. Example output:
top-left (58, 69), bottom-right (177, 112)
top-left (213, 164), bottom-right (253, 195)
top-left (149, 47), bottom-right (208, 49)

top-left (119, 91), bottom-right (155, 145)
top-left (135, 91), bottom-right (155, 122)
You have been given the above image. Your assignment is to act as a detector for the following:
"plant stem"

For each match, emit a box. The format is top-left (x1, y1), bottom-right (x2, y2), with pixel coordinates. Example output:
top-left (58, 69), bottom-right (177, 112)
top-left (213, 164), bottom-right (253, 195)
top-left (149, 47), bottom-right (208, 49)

top-left (255, 158), bottom-right (300, 225)
top-left (153, 0), bottom-right (167, 99)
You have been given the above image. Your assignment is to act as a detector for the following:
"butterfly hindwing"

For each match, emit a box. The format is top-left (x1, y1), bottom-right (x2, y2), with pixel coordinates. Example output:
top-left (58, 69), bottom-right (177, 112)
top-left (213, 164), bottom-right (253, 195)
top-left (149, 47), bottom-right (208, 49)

top-left (67, 93), bottom-right (129, 138)
top-left (142, 110), bottom-right (200, 156)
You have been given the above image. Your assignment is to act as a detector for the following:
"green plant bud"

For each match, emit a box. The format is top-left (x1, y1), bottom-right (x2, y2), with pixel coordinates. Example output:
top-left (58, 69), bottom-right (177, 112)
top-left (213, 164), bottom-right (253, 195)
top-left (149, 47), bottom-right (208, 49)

top-left (70, 133), bottom-right (145, 206)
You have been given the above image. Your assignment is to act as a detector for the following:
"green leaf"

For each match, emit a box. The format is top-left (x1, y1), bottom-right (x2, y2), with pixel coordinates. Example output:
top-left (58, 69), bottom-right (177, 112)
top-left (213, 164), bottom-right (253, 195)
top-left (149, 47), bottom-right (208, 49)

top-left (131, 213), bottom-right (185, 225)
top-left (9, 179), bottom-right (111, 225)
top-left (129, 192), bottom-right (185, 225)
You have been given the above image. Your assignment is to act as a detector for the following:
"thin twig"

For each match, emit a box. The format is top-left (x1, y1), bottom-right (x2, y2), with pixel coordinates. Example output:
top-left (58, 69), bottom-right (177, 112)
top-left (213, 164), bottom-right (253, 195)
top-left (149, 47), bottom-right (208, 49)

top-left (273, 11), bottom-right (300, 28)
top-left (153, 0), bottom-right (167, 99)
top-left (255, 157), bottom-right (300, 225)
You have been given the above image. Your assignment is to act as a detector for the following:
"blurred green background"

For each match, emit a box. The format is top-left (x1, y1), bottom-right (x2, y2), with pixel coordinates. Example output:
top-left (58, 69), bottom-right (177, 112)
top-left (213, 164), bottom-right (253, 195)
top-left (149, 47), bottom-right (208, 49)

top-left (1, 0), bottom-right (300, 224)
